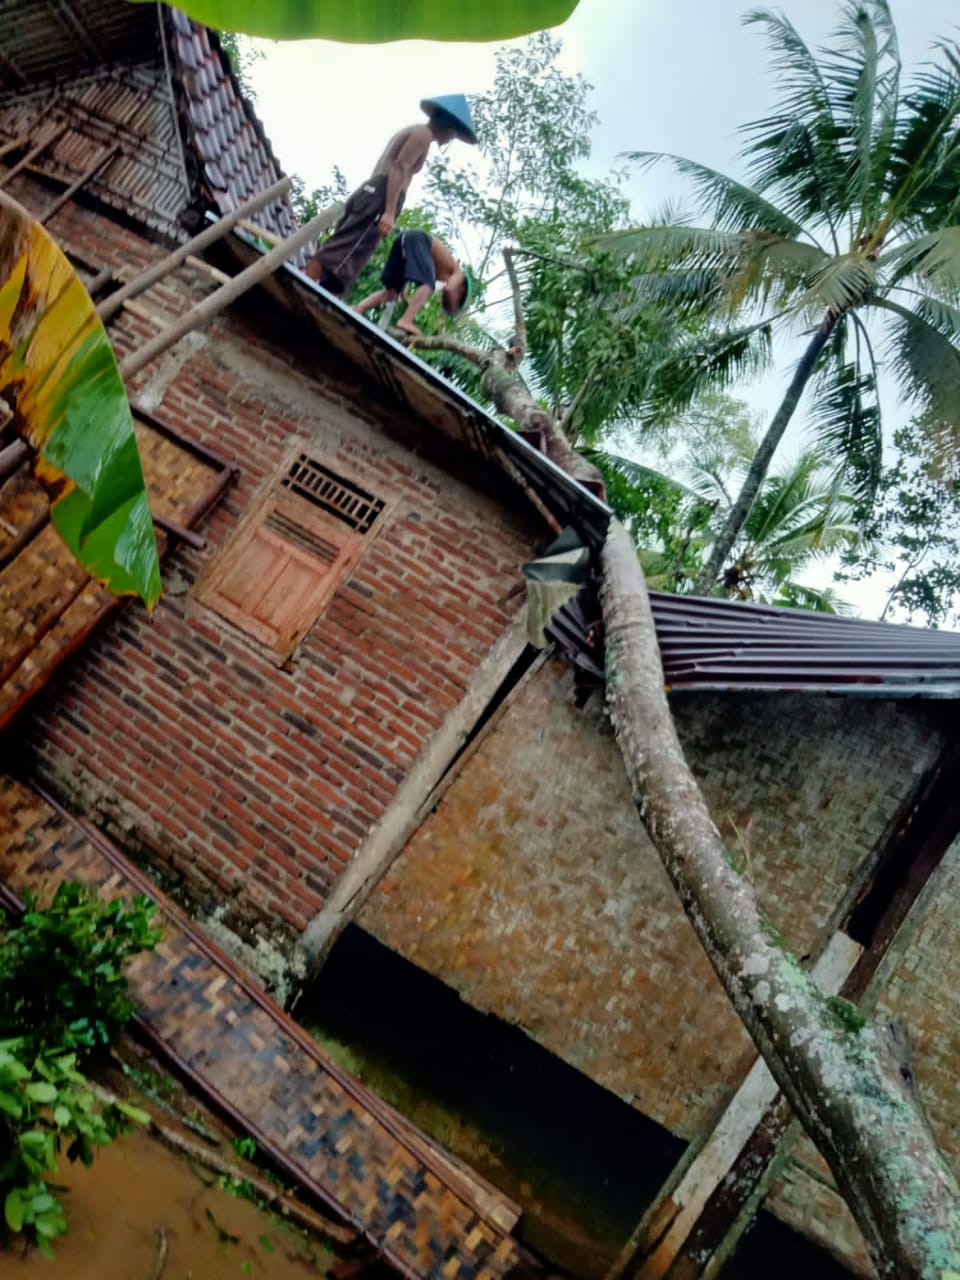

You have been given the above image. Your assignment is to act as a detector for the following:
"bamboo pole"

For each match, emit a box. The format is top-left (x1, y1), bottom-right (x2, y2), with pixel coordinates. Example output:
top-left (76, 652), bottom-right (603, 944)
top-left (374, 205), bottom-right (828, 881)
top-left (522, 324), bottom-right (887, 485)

top-left (0, 439), bottom-right (30, 484)
top-left (97, 175), bottom-right (294, 322)
top-left (119, 202), bottom-right (341, 380)
top-left (0, 135), bottom-right (27, 161)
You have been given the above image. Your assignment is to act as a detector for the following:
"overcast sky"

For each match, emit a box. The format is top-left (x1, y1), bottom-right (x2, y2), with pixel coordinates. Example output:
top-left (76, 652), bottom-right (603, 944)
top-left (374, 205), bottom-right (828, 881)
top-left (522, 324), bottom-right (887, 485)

top-left (243, 1), bottom-right (960, 619)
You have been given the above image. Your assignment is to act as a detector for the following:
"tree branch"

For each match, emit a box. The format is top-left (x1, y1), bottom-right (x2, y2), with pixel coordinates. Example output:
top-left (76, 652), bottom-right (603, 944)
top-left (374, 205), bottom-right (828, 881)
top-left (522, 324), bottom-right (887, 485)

top-left (558, 372), bottom-right (595, 443)
top-left (401, 333), bottom-right (492, 368)
top-left (502, 247), bottom-right (527, 368)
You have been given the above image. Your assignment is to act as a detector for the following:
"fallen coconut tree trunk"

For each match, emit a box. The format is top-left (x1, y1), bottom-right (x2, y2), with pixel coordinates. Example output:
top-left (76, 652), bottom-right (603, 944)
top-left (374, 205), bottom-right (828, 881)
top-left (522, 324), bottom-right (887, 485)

top-left (406, 253), bottom-right (960, 1278)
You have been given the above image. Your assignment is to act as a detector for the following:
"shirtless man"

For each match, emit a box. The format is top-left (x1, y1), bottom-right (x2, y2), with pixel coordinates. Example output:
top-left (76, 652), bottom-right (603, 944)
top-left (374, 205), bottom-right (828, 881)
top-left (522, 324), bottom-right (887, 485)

top-left (353, 230), bottom-right (472, 334)
top-left (303, 94), bottom-right (476, 299)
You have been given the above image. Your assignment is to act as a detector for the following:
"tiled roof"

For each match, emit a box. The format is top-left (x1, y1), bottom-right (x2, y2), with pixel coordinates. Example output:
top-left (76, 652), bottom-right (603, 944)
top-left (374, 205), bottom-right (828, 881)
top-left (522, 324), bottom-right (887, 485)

top-left (0, 2), bottom-right (299, 244)
top-left (164, 11), bottom-right (299, 243)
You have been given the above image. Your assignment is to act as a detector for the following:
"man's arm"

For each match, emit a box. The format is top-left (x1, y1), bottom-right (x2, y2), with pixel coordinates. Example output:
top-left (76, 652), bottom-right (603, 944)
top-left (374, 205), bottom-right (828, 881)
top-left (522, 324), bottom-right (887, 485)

top-left (379, 128), bottom-right (432, 236)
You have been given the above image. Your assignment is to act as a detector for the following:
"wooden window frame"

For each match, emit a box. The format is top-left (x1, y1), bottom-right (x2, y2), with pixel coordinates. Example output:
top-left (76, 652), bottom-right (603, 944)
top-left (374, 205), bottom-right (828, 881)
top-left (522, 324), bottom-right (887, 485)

top-left (195, 450), bottom-right (387, 665)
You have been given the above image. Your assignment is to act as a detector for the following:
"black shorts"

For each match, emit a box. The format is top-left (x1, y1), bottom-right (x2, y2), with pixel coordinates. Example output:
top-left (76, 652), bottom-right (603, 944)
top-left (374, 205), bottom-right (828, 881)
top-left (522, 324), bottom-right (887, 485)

top-left (381, 230), bottom-right (435, 293)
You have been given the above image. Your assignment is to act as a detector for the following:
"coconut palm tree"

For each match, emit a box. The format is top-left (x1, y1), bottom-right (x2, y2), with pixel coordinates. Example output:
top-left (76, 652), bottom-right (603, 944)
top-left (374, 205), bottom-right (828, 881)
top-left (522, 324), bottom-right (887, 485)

top-left (597, 442), bottom-right (859, 611)
top-left (597, 0), bottom-right (960, 592)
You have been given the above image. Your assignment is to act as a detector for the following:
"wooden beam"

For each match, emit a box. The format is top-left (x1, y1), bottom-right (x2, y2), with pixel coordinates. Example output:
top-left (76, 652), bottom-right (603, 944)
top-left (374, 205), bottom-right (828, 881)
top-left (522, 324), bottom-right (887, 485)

top-left (0, 135), bottom-right (27, 161)
top-left (96, 175), bottom-right (293, 322)
top-left (37, 144), bottom-right (119, 225)
top-left (151, 511), bottom-right (205, 549)
top-left (185, 254), bottom-right (232, 286)
top-left (0, 125), bottom-right (66, 189)
top-left (0, 440), bottom-right (30, 485)
top-left (610, 932), bottom-right (862, 1280)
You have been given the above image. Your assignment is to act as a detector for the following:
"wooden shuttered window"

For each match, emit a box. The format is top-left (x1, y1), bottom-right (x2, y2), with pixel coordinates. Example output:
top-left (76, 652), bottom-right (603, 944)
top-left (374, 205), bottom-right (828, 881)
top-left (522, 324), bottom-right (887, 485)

top-left (197, 454), bottom-right (385, 663)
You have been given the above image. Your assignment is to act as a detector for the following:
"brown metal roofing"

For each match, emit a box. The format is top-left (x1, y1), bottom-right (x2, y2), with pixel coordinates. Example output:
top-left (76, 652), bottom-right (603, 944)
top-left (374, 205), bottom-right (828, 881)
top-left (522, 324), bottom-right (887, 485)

top-left (548, 589), bottom-right (960, 700)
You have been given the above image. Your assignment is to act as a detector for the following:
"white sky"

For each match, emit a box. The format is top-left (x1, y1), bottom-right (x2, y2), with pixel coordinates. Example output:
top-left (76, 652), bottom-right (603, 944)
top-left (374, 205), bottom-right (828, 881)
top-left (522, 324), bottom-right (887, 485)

top-left (243, 0), bottom-right (960, 621)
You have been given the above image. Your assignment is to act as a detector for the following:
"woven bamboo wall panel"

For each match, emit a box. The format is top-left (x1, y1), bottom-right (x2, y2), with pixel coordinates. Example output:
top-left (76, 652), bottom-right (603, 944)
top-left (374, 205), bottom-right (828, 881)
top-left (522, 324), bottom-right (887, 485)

top-left (0, 422), bottom-right (221, 729)
top-left (0, 778), bottom-right (523, 1280)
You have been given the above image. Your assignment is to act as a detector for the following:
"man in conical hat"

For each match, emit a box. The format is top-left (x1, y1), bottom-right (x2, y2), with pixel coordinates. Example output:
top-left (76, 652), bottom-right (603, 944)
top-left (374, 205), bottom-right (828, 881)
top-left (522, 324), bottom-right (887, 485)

top-left (304, 94), bottom-right (476, 299)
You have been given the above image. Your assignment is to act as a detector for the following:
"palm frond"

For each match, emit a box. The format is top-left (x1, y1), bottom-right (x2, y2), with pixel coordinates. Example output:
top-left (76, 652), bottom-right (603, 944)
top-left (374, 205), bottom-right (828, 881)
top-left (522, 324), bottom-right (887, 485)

top-left (623, 152), bottom-right (811, 241)
top-left (741, 9), bottom-right (839, 141)
top-left (808, 345), bottom-right (883, 505)
top-left (588, 224), bottom-right (746, 269)
top-left (738, 9), bottom-right (849, 240)
top-left (641, 322), bottom-right (774, 425)
top-left (770, 582), bottom-right (855, 614)
top-left (585, 450), bottom-right (703, 501)
top-left (599, 226), bottom-right (829, 321)
top-left (884, 46), bottom-right (960, 231)
top-left (883, 227), bottom-right (960, 299)
top-left (818, 0), bottom-right (900, 237)
top-left (789, 251), bottom-right (878, 318)
top-left (616, 269), bottom-right (727, 319)
top-left (874, 295), bottom-right (960, 462)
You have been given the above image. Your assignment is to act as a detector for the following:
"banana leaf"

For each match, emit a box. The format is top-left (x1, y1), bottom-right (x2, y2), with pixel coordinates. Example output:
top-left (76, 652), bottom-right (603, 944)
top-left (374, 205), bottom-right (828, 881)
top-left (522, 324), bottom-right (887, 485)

top-left (132, 0), bottom-right (580, 42)
top-left (0, 191), bottom-right (161, 606)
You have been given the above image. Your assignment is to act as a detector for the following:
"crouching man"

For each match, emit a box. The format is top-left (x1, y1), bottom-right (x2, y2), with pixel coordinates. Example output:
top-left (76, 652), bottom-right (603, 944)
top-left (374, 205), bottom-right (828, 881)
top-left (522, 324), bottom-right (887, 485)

top-left (353, 230), bottom-right (473, 334)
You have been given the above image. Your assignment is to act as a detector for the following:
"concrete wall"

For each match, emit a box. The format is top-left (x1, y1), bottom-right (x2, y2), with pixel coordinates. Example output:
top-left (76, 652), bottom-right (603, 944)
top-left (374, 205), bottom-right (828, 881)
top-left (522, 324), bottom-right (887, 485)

top-left (361, 658), bottom-right (944, 1140)
top-left (14, 175), bottom-right (536, 936)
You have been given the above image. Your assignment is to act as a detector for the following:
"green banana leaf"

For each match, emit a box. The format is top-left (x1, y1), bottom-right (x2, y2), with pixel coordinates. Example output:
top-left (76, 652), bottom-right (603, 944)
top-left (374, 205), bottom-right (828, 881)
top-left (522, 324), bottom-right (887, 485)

top-left (130, 0), bottom-right (580, 42)
top-left (0, 191), bottom-right (162, 607)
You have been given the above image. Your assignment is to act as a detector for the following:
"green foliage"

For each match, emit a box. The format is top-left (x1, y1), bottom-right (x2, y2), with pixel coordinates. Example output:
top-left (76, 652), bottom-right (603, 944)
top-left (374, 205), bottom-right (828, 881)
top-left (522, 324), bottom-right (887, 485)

top-left (0, 886), bottom-right (159, 1257)
top-left (0, 882), bottom-right (161, 1054)
top-left (0, 1041), bottom-right (148, 1256)
top-left (232, 1134), bottom-right (258, 1160)
top-left (426, 33), bottom-right (627, 275)
top-left (593, 392), bottom-right (859, 609)
top-left (215, 31), bottom-right (265, 101)
top-left (137, 0), bottom-right (581, 43)
top-left (595, 2), bottom-right (960, 585)
top-left (0, 192), bottom-right (162, 606)
top-left (837, 418), bottom-right (960, 626)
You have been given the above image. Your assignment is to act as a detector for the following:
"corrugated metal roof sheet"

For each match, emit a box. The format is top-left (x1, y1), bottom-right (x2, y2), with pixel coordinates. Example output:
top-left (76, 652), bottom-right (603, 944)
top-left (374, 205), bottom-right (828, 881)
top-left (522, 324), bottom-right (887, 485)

top-left (547, 589), bottom-right (960, 700)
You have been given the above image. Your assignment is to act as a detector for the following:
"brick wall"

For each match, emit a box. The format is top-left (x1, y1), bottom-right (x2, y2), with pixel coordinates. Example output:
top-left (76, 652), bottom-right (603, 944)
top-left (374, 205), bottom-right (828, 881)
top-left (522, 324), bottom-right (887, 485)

top-left (360, 657), bottom-right (944, 1139)
top-left (14, 177), bottom-right (537, 935)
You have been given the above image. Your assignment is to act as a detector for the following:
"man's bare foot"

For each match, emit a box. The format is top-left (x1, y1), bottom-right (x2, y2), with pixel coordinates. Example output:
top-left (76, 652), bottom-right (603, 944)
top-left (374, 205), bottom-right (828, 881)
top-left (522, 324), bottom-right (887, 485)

top-left (396, 318), bottom-right (423, 336)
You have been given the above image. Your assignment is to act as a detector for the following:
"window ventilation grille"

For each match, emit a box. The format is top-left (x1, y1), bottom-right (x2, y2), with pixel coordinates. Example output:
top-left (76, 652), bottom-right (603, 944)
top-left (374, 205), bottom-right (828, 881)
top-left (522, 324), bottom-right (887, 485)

top-left (265, 510), bottom-right (340, 561)
top-left (282, 455), bottom-right (384, 533)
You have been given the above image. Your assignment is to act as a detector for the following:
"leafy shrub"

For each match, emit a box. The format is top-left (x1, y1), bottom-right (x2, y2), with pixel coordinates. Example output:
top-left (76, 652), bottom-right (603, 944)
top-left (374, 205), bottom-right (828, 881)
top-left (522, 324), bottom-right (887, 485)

top-left (0, 883), bottom-right (161, 1256)
top-left (0, 882), bottom-right (162, 1053)
top-left (0, 1040), bottom-right (148, 1257)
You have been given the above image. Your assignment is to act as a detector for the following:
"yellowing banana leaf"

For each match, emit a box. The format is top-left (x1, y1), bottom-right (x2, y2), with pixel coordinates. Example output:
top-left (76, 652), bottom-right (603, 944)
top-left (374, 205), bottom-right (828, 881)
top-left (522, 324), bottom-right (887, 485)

top-left (0, 191), bottom-right (161, 606)
top-left (129, 0), bottom-right (580, 42)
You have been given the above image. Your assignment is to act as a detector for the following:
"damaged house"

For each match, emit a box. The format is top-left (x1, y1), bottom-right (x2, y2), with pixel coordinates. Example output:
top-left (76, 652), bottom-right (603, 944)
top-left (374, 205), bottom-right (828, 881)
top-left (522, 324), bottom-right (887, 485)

top-left (3, 5), bottom-right (960, 1278)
